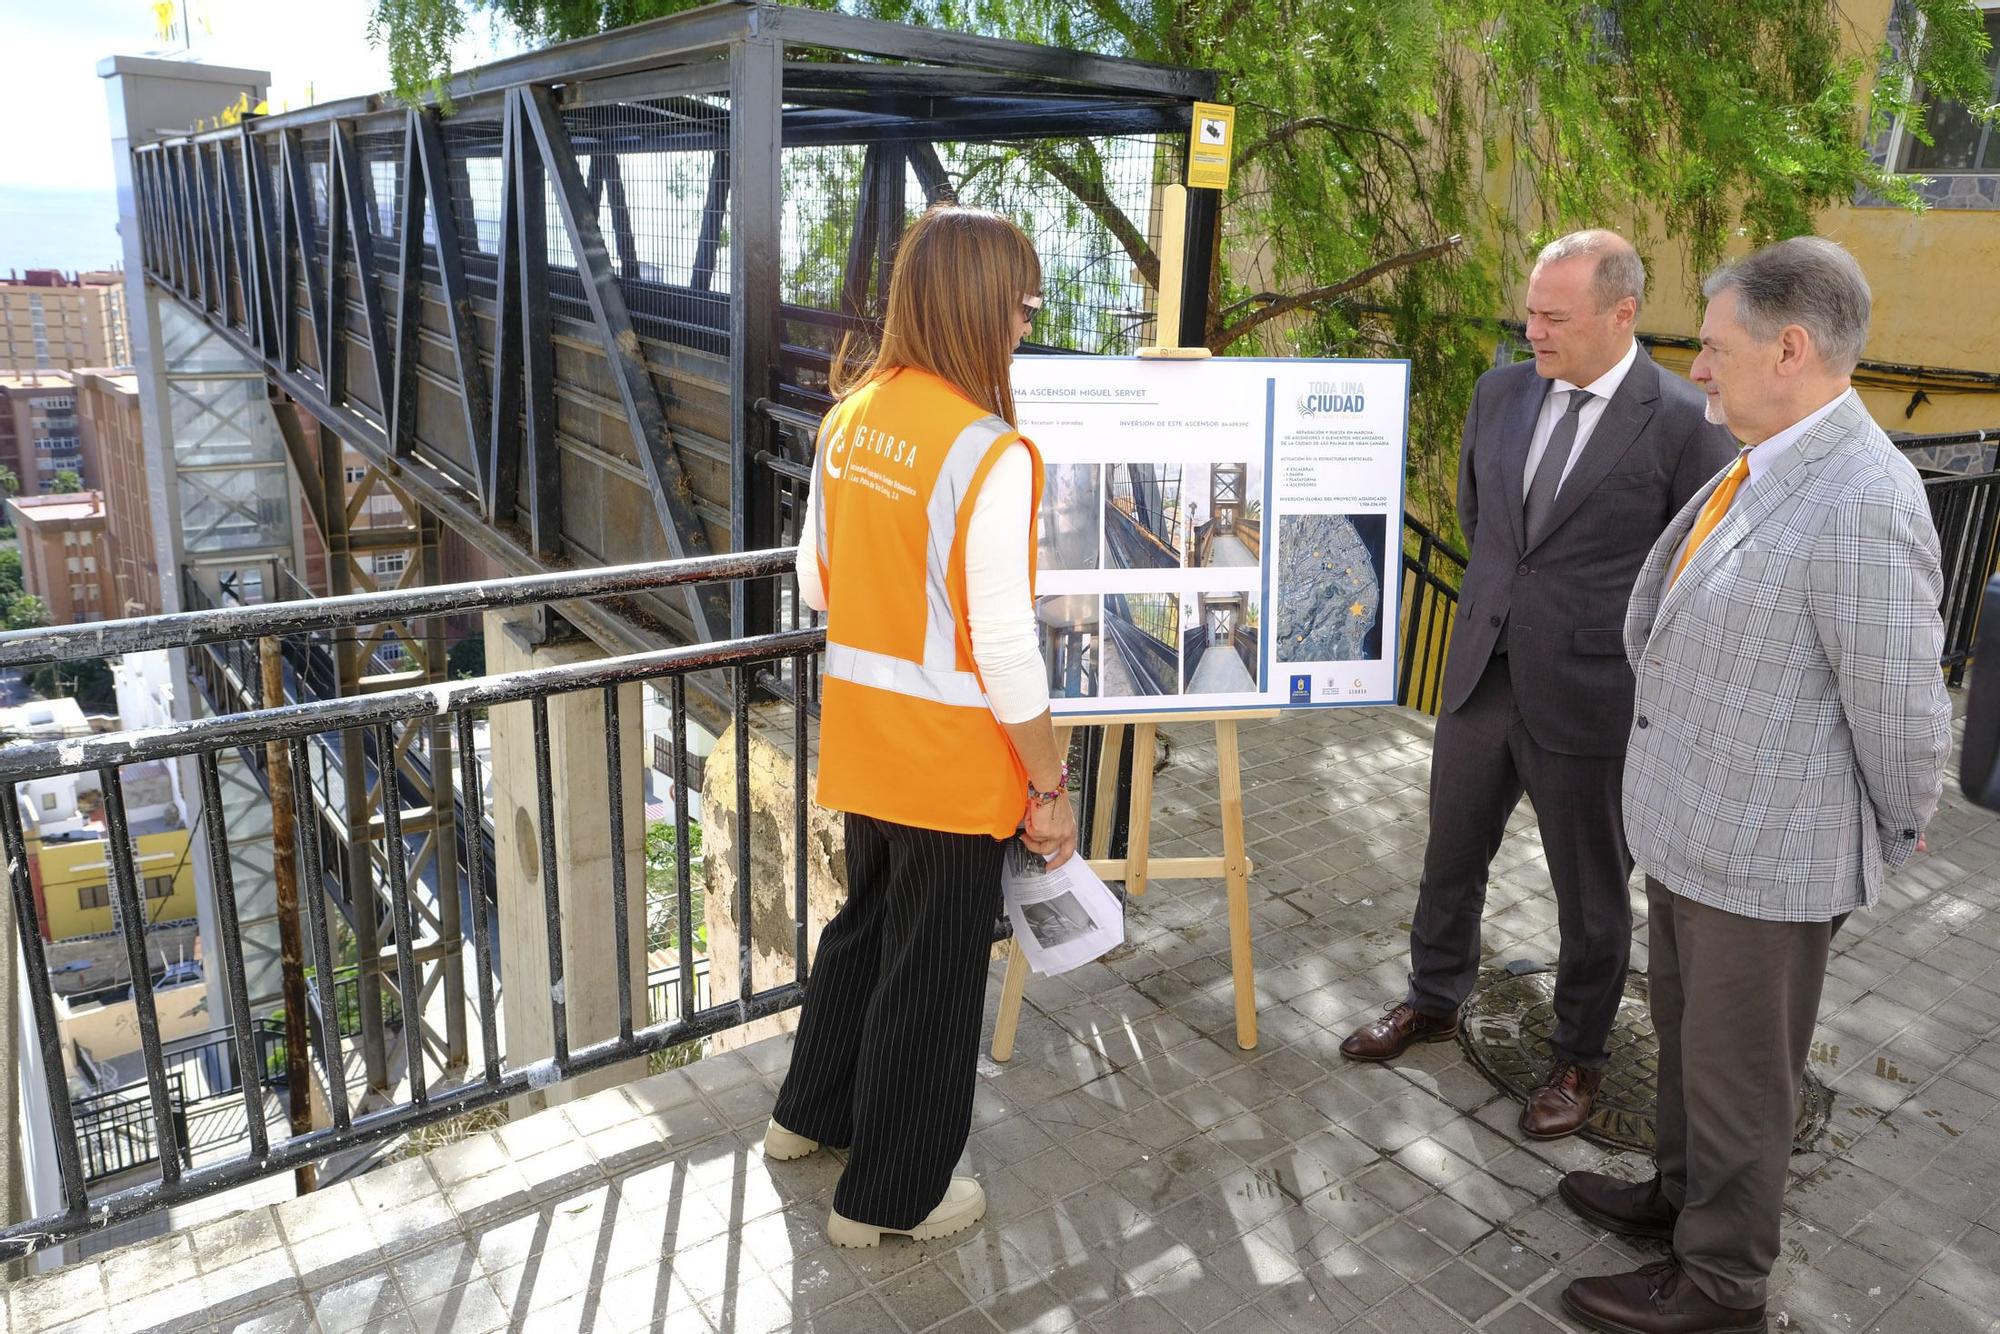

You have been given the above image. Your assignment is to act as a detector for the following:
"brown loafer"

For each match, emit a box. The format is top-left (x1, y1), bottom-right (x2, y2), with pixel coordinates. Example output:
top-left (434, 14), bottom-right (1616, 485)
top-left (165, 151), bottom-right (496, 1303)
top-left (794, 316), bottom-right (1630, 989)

top-left (1559, 1171), bottom-right (1678, 1240)
top-left (1519, 1060), bottom-right (1604, 1139)
top-left (1339, 1001), bottom-right (1459, 1062)
top-left (1563, 1259), bottom-right (1766, 1333)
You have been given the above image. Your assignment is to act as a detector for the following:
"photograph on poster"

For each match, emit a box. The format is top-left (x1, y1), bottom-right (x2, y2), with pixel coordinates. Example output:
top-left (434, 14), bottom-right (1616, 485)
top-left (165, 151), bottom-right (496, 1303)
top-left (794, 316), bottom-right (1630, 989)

top-left (1182, 591), bottom-right (1261, 694)
top-left (1274, 514), bottom-right (1387, 663)
top-left (1036, 594), bottom-right (1101, 698)
top-left (1103, 463), bottom-right (1184, 569)
top-left (1038, 464), bottom-right (1101, 570)
top-left (1101, 593), bottom-right (1180, 697)
top-left (1182, 461), bottom-right (1264, 568)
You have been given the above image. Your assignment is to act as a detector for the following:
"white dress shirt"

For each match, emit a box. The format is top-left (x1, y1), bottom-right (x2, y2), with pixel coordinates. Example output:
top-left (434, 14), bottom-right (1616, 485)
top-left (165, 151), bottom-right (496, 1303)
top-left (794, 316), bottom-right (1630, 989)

top-left (1522, 338), bottom-right (1640, 495)
top-left (796, 441), bottom-right (1051, 724)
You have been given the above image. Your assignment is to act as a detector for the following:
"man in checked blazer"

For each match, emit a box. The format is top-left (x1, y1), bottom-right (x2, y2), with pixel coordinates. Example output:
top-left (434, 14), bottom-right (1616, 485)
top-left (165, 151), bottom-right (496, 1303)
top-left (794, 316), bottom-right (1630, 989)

top-left (1340, 230), bottom-right (1735, 1141)
top-left (1559, 238), bottom-right (1953, 1334)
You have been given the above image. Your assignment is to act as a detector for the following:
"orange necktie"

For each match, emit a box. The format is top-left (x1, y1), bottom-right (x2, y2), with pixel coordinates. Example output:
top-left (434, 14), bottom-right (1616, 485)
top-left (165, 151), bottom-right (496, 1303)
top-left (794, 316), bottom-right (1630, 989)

top-left (1669, 451), bottom-right (1751, 586)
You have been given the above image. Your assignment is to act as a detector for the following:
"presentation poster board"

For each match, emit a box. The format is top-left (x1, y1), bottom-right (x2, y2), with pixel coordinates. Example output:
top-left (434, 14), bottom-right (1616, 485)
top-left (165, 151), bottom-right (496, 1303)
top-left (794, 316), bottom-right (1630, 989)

top-left (1013, 356), bottom-right (1410, 714)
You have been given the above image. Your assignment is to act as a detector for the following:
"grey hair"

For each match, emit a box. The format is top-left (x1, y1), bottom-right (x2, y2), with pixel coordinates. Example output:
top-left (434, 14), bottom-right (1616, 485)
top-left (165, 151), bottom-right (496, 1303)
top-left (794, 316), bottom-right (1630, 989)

top-left (1702, 237), bottom-right (1871, 374)
top-left (1533, 229), bottom-right (1646, 314)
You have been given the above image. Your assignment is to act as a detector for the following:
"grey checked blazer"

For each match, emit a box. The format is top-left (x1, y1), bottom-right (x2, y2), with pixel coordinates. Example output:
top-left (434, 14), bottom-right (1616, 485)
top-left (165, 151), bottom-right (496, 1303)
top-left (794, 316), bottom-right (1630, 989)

top-left (1622, 392), bottom-right (1952, 922)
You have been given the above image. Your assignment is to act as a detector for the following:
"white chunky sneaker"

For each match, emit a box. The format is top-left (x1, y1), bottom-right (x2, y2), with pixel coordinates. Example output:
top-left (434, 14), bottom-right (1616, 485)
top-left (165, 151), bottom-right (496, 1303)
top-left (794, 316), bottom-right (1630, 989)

top-left (826, 1176), bottom-right (986, 1248)
top-left (762, 1118), bottom-right (819, 1161)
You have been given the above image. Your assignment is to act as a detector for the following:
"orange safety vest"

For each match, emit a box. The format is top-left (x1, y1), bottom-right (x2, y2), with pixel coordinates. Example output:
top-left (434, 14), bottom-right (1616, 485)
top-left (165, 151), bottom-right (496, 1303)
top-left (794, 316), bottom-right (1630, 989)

top-left (812, 366), bottom-right (1045, 839)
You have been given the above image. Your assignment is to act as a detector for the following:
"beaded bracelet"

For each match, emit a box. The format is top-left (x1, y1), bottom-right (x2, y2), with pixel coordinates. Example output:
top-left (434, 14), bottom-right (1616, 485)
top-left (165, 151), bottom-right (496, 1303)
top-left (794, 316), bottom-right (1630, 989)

top-left (1026, 760), bottom-right (1072, 806)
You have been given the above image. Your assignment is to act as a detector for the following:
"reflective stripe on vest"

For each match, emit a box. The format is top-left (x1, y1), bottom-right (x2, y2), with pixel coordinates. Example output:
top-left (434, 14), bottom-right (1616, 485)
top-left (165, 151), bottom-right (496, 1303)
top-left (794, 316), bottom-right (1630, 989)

top-left (823, 643), bottom-right (988, 709)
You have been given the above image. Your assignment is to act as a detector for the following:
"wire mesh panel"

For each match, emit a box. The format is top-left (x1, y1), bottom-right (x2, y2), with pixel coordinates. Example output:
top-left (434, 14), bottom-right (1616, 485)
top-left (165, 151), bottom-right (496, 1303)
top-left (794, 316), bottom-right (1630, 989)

top-left (357, 129), bottom-right (406, 284)
top-left (440, 113), bottom-right (507, 294)
top-left (775, 132), bottom-right (1179, 406)
top-left (303, 130), bottom-right (331, 262)
top-left (552, 95), bottom-right (734, 339)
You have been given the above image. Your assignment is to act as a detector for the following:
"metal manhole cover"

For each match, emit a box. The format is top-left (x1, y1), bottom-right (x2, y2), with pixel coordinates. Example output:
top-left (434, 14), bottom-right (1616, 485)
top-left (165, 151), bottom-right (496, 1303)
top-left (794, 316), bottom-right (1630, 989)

top-left (1459, 967), bottom-right (1833, 1154)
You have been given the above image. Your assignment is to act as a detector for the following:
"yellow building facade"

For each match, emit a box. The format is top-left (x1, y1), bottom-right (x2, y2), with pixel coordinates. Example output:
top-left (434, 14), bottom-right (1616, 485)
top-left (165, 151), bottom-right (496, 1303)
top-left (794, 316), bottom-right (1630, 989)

top-left (1524, 0), bottom-right (2000, 442)
top-left (33, 828), bottom-right (197, 943)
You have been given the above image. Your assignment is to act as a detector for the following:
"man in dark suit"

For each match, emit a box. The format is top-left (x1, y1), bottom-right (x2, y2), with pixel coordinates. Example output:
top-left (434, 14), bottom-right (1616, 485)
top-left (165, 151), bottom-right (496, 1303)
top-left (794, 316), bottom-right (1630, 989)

top-left (1340, 230), bottom-right (1736, 1140)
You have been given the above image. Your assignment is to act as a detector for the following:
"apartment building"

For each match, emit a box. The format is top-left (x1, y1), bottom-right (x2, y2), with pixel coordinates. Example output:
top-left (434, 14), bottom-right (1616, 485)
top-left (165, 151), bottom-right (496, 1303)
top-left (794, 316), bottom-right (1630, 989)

top-left (0, 372), bottom-right (84, 494)
top-left (6, 491), bottom-right (117, 624)
top-left (0, 269), bottom-right (130, 373)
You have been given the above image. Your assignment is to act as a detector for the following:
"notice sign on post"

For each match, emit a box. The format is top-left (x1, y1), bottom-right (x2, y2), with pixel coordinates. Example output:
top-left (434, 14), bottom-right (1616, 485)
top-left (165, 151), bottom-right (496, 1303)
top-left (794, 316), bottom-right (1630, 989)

top-left (1014, 356), bottom-right (1410, 715)
top-left (1187, 102), bottom-right (1235, 190)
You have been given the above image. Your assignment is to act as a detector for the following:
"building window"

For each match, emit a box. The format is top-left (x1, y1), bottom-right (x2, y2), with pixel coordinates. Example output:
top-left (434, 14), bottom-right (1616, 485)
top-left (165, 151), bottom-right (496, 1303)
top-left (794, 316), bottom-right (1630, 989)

top-left (77, 878), bottom-right (173, 912)
top-left (1897, 9), bottom-right (2000, 173)
top-left (345, 465), bottom-right (369, 485)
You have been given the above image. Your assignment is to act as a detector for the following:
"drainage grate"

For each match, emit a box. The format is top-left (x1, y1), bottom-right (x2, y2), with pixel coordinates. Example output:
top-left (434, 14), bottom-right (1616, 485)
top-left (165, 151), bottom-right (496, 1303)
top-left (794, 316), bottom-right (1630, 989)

top-left (1459, 967), bottom-right (1834, 1154)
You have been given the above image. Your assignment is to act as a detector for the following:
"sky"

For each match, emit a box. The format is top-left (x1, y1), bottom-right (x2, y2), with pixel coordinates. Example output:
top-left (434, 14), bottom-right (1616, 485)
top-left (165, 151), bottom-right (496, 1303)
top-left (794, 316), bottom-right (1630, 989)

top-left (0, 0), bottom-right (525, 274)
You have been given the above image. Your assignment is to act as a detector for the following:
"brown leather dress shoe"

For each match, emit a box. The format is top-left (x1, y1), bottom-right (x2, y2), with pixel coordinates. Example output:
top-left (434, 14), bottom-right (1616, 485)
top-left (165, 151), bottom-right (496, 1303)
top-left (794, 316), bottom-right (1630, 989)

top-left (1563, 1259), bottom-right (1766, 1333)
top-left (1559, 1171), bottom-right (1678, 1240)
top-left (1519, 1059), bottom-right (1604, 1139)
top-left (1338, 1002), bottom-right (1458, 1062)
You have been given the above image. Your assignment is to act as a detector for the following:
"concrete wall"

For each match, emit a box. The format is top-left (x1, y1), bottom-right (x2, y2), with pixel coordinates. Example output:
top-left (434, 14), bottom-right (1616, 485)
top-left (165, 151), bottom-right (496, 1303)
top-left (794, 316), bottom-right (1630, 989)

top-left (57, 980), bottom-right (210, 1078)
top-left (485, 609), bottom-right (648, 1113)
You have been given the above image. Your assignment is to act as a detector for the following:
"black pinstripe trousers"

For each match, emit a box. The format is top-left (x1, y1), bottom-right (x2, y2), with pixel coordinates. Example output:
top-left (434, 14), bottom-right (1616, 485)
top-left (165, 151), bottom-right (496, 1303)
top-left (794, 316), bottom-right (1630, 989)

top-left (772, 812), bottom-right (1006, 1230)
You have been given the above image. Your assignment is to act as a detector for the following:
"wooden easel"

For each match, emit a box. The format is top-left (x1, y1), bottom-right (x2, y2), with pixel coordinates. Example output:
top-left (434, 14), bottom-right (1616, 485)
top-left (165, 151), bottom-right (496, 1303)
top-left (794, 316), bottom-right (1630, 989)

top-left (990, 707), bottom-right (1278, 1057)
top-left (990, 182), bottom-right (1273, 1056)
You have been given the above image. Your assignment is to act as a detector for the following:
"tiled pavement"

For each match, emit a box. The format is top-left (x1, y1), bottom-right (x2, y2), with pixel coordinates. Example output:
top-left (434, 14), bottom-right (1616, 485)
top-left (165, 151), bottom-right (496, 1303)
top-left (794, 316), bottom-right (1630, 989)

top-left (9, 705), bottom-right (2000, 1333)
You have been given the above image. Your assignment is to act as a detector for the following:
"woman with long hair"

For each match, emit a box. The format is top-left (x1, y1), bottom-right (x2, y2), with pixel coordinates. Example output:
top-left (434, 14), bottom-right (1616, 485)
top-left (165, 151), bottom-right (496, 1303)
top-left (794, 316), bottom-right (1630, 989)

top-left (764, 205), bottom-right (1079, 1248)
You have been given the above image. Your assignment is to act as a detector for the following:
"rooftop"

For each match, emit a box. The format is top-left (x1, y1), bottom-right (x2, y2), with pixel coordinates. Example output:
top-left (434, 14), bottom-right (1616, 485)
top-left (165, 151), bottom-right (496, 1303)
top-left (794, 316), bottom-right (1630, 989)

top-left (7, 492), bottom-right (106, 526)
top-left (6, 704), bottom-right (1995, 1334)
top-left (0, 372), bottom-right (77, 394)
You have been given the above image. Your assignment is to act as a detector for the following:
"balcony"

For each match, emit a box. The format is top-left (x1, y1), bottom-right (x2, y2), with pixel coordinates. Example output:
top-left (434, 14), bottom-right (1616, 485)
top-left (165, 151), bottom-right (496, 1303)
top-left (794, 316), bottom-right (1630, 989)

top-left (3, 594), bottom-right (1996, 1333)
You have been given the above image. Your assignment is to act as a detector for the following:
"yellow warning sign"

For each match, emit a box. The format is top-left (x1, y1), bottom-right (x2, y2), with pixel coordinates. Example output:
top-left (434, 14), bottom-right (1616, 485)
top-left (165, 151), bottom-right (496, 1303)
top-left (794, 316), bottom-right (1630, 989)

top-left (1187, 102), bottom-right (1235, 190)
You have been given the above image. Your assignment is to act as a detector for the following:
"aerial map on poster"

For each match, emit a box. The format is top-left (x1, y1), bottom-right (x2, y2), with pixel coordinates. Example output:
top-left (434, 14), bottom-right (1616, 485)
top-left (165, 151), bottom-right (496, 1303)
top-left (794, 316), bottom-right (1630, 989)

top-left (1012, 355), bottom-right (1410, 715)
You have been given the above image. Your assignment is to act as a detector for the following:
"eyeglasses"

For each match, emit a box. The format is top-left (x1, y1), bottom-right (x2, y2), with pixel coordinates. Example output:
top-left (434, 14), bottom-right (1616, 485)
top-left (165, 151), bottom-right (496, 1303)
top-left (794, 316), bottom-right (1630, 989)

top-left (1020, 294), bottom-right (1043, 323)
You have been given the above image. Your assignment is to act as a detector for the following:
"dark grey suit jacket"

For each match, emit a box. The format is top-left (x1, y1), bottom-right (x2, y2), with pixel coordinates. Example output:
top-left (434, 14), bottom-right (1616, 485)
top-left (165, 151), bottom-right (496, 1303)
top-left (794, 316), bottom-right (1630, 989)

top-left (1441, 348), bottom-right (1736, 756)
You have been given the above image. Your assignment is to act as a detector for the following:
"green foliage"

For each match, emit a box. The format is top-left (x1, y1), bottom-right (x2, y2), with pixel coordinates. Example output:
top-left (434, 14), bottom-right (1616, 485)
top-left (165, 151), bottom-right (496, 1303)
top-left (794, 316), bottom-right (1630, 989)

top-left (0, 548), bottom-right (23, 597)
top-left (446, 632), bottom-right (486, 679)
top-left (3, 591), bottom-right (48, 633)
top-left (368, 0), bottom-right (1997, 530)
top-left (48, 471), bottom-right (82, 495)
top-left (29, 656), bottom-right (115, 711)
top-left (645, 819), bottom-right (705, 956)
top-left (0, 464), bottom-right (19, 498)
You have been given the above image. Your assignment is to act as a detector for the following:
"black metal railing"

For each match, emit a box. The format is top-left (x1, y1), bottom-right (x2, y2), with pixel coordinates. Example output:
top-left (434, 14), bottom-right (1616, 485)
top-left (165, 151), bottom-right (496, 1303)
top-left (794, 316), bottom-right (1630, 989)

top-left (1397, 515), bottom-right (1468, 714)
top-left (0, 549), bottom-right (818, 1259)
top-left (73, 1072), bottom-right (192, 1183)
top-left (647, 959), bottom-right (712, 1027)
top-left (1925, 469), bottom-right (2000, 687)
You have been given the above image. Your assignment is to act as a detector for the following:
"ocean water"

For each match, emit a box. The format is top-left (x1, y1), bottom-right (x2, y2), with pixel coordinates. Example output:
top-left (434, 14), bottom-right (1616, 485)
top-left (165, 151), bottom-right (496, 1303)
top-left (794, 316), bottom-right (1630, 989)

top-left (0, 186), bottom-right (124, 276)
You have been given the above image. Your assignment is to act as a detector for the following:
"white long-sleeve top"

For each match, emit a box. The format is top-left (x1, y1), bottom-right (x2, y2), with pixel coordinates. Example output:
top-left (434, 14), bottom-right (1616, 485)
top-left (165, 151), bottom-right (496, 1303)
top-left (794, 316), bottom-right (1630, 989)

top-left (796, 442), bottom-right (1051, 724)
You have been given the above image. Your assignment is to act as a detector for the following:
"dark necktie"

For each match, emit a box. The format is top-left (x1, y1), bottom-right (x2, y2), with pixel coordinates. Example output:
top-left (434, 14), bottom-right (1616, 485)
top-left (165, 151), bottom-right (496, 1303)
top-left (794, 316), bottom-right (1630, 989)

top-left (1524, 389), bottom-right (1593, 545)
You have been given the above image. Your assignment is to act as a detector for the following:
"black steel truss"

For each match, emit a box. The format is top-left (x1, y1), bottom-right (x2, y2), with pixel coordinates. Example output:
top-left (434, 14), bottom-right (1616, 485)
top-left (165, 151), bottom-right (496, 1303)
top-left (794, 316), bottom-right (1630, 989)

top-left (127, 1), bottom-right (1218, 657)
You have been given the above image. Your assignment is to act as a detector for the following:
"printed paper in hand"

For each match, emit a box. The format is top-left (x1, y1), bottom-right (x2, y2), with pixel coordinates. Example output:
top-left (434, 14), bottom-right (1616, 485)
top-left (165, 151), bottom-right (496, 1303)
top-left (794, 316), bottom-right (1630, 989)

top-left (1002, 838), bottom-right (1124, 976)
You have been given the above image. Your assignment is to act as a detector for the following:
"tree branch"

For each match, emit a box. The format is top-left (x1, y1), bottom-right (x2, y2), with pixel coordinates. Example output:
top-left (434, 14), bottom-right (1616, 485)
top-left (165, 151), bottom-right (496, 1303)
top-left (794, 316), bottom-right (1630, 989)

top-left (1028, 145), bottom-right (1160, 290)
top-left (1236, 114), bottom-right (1422, 175)
top-left (1211, 235), bottom-right (1463, 349)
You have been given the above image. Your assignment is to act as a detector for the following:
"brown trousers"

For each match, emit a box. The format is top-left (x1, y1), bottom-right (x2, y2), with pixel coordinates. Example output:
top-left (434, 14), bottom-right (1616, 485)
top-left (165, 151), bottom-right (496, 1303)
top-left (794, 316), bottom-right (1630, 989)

top-left (1647, 876), bottom-right (1843, 1309)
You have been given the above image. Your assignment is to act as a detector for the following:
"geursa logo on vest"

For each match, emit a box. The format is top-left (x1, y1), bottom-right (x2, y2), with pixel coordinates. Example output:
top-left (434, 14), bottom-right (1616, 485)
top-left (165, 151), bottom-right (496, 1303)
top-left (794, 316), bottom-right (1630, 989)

top-left (826, 424), bottom-right (921, 481)
top-left (1297, 380), bottom-right (1367, 415)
